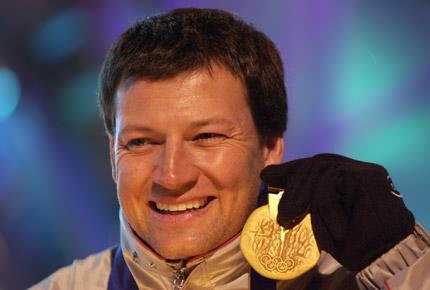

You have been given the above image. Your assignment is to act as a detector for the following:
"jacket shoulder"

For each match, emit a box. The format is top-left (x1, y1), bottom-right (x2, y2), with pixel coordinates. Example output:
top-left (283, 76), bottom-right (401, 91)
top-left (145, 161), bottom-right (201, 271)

top-left (29, 247), bottom-right (114, 290)
top-left (357, 223), bottom-right (430, 290)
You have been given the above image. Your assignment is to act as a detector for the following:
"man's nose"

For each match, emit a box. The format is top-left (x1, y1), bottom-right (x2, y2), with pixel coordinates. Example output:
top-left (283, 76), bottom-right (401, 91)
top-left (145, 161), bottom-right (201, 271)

top-left (153, 140), bottom-right (199, 193)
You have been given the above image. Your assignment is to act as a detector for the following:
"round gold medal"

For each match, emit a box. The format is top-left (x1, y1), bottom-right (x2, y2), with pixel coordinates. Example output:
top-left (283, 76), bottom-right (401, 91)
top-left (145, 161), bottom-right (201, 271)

top-left (240, 191), bottom-right (320, 280)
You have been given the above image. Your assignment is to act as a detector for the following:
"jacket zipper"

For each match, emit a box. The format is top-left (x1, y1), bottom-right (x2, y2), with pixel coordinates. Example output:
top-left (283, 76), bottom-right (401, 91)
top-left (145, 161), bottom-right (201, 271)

top-left (172, 266), bottom-right (188, 290)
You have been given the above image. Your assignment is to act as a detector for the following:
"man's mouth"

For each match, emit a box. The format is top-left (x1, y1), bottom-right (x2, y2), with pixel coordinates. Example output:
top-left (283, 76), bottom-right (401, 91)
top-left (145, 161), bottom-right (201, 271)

top-left (150, 197), bottom-right (215, 215)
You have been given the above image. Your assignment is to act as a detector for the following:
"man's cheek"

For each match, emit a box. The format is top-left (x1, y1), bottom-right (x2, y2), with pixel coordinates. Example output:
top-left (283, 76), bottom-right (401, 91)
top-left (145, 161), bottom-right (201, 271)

top-left (116, 159), bottom-right (147, 185)
top-left (203, 159), bottom-right (243, 189)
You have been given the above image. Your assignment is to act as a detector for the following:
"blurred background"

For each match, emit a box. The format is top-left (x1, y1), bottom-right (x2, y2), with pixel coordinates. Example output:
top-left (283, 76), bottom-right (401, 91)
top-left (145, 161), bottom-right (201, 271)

top-left (0, 0), bottom-right (428, 289)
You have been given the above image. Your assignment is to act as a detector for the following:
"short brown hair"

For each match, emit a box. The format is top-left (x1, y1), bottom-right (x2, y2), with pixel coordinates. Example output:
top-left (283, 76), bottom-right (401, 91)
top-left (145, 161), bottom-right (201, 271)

top-left (98, 8), bottom-right (287, 138)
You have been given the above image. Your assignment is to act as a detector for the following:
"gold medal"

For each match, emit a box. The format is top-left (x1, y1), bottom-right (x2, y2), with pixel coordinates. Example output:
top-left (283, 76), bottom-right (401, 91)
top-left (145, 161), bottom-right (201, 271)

top-left (240, 188), bottom-right (320, 280)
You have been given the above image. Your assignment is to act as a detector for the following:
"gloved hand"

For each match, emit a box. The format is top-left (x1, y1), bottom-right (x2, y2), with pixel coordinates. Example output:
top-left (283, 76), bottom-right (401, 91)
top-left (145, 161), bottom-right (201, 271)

top-left (260, 153), bottom-right (415, 271)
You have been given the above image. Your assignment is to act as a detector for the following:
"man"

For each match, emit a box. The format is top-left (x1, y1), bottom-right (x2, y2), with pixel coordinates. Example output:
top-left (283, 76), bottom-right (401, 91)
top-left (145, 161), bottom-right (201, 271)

top-left (31, 8), bottom-right (429, 290)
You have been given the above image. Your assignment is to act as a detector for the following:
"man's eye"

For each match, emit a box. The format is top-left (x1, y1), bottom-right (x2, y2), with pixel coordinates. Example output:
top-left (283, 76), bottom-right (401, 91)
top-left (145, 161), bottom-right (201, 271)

top-left (126, 138), bottom-right (151, 148)
top-left (193, 133), bottom-right (225, 142)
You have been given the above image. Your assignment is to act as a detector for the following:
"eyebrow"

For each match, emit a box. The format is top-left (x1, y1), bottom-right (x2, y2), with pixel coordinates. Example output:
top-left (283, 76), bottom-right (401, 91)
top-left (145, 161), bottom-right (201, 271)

top-left (118, 118), bottom-right (234, 135)
top-left (117, 125), bottom-right (154, 136)
top-left (188, 117), bottom-right (234, 129)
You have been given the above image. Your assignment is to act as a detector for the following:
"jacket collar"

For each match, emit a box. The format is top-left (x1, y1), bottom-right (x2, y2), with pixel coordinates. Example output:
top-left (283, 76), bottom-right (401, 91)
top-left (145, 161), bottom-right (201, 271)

top-left (119, 210), bottom-right (249, 289)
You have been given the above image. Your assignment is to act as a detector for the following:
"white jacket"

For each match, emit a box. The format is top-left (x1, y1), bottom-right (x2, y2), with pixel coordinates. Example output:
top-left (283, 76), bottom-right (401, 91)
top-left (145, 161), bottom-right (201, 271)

top-left (30, 210), bottom-right (430, 290)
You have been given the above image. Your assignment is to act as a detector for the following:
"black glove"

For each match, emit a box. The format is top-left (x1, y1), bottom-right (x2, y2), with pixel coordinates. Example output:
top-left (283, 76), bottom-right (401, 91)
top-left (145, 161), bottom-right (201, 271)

top-left (260, 153), bottom-right (415, 271)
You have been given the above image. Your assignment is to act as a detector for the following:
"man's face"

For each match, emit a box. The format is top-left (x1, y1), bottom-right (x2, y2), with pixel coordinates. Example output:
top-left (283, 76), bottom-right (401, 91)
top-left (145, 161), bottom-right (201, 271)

top-left (110, 64), bottom-right (283, 259)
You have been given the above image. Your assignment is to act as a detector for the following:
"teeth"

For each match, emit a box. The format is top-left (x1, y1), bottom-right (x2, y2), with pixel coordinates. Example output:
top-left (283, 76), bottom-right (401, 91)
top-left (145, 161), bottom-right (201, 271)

top-left (156, 198), bottom-right (207, 212)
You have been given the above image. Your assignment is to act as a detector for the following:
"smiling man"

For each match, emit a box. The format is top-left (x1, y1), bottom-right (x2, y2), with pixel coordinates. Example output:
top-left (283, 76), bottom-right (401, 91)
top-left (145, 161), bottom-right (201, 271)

top-left (111, 63), bottom-right (283, 261)
top-left (31, 8), bottom-right (429, 290)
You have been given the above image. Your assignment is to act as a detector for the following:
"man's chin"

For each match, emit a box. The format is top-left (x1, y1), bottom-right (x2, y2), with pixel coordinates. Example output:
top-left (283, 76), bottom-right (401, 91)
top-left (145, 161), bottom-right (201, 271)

top-left (132, 227), bottom-right (219, 259)
top-left (152, 232), bottom-right (242, 260)
top-left (154, 244), bottom-right (210, 260)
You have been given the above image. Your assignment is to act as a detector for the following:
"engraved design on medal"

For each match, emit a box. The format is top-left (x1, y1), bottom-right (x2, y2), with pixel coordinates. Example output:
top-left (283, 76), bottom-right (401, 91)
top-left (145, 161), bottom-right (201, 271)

top-left (250, 216), bottom-right (315, 273)
top-left (241, 192), bottom-right (320, 279)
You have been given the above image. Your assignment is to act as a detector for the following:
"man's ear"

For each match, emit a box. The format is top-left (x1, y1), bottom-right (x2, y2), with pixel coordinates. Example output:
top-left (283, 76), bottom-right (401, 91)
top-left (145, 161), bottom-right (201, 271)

top-left (263, 135), bottom-right (285, 167)
top-left (108, 134), bottom-right (117, 183)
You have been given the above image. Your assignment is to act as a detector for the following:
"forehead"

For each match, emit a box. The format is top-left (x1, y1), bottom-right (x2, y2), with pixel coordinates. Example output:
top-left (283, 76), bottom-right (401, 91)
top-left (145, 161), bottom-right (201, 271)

top-left (114, 65), bottom-right (252, 128)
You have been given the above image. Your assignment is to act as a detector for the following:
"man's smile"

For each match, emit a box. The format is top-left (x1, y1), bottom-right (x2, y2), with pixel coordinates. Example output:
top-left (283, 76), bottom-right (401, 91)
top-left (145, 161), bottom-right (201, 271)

top-left (149, 196), bottom-right (216, 215)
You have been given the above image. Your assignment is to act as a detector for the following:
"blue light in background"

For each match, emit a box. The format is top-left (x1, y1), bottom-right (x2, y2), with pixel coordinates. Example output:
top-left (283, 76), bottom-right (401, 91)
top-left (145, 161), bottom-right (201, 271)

top-left (0, 106), bottom-right (60, 211)
top-left (0, 67), bottom-right (20, 122)
top-left (59, 70), bottom-right (99, 125)
top-left (333, 28), bottom-right (409, 116)
top-left (31, 9), bottom-right (88, 63)
top-left (340, 108), bottom-right (430, 228)
top-left (343, 109), bottom-right (430, 166)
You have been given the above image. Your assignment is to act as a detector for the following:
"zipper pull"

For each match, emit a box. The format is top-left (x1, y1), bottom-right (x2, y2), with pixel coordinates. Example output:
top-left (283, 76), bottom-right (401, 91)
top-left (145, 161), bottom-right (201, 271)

top-left (172, 267), bottom-right (187, 290)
